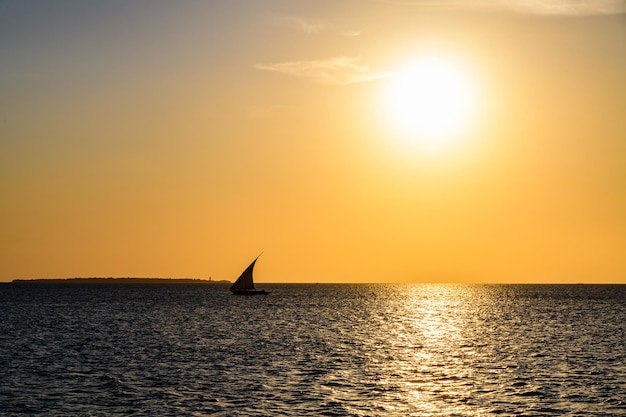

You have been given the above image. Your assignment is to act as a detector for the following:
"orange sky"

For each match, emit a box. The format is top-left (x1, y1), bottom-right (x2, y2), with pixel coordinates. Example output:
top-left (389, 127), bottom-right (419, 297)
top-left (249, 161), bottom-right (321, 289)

top-left (1, 1), bottom-right (625, 283)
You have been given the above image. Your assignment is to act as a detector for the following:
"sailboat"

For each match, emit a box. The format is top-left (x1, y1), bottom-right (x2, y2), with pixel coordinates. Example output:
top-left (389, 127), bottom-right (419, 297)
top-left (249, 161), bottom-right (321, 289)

top-left (230, 254), bottom-right (269, 295)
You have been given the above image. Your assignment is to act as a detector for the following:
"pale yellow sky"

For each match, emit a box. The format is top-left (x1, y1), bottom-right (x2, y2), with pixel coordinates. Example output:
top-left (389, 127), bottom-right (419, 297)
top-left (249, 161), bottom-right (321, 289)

top-left (1, 1), bottom-right (625, 282)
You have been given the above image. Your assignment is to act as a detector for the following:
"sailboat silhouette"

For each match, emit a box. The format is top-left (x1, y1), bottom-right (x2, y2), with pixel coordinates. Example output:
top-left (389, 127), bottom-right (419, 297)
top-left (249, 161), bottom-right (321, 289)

top-left (230, 254), bottom-right (269, 295)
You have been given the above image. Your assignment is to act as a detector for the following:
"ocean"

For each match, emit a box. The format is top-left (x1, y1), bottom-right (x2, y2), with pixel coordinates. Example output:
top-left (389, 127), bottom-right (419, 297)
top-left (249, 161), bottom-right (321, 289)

top-left (1, 283), bottom-right (625, 416)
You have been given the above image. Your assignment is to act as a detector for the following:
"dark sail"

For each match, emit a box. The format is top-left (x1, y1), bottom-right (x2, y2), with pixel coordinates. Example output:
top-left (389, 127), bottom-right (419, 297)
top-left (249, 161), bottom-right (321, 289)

top-left (230, 254), bottom-right (268, 294)
top-left (230, 258), bottom-right (257, 292)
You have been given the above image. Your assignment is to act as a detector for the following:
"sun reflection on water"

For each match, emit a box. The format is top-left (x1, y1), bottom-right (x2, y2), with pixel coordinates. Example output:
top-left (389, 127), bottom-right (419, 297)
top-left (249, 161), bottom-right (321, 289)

top-left (376, 284), bottom-right (479, 415)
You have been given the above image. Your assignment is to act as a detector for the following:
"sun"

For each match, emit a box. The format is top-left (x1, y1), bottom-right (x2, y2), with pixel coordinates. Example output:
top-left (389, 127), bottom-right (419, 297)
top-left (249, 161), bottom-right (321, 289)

top-left (383, 55), bottom-right (479, 152)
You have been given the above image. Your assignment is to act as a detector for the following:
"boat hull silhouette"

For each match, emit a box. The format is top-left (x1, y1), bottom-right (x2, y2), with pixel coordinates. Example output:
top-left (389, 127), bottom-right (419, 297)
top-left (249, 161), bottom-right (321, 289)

top-left (231, 289), bottom-right (269, 295)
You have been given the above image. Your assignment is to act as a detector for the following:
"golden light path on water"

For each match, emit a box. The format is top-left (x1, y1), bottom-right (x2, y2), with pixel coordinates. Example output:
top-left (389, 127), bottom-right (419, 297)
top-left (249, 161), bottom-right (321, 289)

top-left (374, 285), bottom-right (476, 415)
top-left (351, 284), bottom-right (625, 416)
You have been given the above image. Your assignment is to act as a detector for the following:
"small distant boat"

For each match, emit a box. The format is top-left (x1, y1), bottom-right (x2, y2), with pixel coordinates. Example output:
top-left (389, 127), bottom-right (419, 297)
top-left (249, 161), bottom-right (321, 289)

top-left (230, 254), bottom-right (269, 295)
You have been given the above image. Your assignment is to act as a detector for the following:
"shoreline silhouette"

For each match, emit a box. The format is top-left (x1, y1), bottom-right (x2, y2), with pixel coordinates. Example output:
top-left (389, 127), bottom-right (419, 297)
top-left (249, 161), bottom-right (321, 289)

top-left (10, 278), bottom-right (230, 284)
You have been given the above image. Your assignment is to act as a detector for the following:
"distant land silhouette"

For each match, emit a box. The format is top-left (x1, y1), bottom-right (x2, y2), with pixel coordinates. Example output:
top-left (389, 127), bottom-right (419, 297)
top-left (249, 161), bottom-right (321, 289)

top-left (11, 278), bottom-right (230, 284)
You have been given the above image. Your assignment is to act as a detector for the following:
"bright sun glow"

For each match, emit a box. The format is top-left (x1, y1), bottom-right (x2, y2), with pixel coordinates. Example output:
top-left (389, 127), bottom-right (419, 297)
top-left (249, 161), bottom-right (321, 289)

top-left (383, 56), bottom-right (479, 152)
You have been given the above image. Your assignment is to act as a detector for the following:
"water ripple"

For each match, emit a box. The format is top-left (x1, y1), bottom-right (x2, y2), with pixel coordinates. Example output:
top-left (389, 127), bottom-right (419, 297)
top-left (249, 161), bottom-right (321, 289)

top-left (1, 283), bottom-right (625, 416)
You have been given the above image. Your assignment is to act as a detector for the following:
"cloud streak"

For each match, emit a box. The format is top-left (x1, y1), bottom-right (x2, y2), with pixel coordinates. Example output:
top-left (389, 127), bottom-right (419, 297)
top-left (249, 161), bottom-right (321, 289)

top-left (378, 0), bottom-right (626, 15)
top-left (272, 15), bottom-right (362, 37)
top-left (274, 16), bottom-right (326, 34)
top-left (254, 57), bottom-right (387, 85)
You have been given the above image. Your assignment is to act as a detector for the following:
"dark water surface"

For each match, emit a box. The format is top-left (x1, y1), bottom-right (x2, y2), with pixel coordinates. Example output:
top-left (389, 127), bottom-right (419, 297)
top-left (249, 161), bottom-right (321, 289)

top-left (1, 283), bottom-right (625, 416)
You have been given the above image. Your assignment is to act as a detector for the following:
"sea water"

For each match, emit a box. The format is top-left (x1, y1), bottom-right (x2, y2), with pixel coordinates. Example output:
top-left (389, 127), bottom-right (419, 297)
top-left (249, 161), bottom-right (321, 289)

top-left (1, 283), bottom-right (625, 416)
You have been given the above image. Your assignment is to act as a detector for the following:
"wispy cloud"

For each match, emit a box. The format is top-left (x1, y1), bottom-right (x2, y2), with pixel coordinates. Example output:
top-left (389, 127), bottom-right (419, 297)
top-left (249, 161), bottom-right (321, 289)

top-left (377, 0), bottom-right (626, 15)
top-left (340, 30), bottom-right (362, 37)
top-left (274, 15), bottom-right (327, 34)
top-left (254, 57), bottom-right (387, 85)
top-left (272, 15), bottom-right (362, 37)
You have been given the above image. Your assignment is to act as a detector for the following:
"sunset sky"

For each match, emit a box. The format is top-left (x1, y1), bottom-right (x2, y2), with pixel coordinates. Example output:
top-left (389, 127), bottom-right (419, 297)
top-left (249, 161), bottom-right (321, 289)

top-left (1, 1), bottom-right (625, 283)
